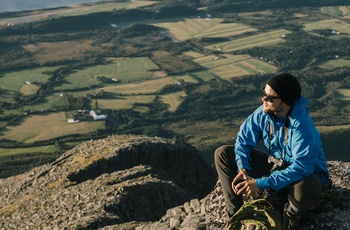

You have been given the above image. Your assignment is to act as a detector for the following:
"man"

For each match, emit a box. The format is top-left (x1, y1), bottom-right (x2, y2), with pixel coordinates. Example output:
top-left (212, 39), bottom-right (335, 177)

top-left (214, 73), bottom-right (329, 229)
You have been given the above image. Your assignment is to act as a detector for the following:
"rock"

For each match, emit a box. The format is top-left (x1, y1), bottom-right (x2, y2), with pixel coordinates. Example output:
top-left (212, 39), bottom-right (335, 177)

top-left (0, 135), bottom-right (349, 230)
top-left (0, 135), bottom-right (216, 229)
top-left (204, 161), bottom-right (350, 230)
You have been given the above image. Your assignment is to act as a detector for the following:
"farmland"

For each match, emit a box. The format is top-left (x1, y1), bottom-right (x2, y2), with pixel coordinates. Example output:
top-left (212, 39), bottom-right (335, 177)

top-left (54, 57), bottom-right (161, 91)
top-left (151, 18), bottom-right (257, 41)
top-left (334, 88), bottom-right (350, 101)
top-left (1, 112), bottom-right (105, 143)
top-left (320, 5), bottom-right (350, 17)
top-left (204, 29), bottom-right (291, 52)
top-left (302, 18), bottom-right (350, 34)
top-left (96, 95), bottom-right (155, 110)
top-left (191, 54), bottom-right (277, 79)
top-left (1, 0), bottom-right (350, 177)
top-left (0, 66), bottom-right (56, 92)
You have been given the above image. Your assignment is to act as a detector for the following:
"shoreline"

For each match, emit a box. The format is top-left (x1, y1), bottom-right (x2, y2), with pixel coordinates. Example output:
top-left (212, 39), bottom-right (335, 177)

top-left (0, 0), bottom-right (108, 14)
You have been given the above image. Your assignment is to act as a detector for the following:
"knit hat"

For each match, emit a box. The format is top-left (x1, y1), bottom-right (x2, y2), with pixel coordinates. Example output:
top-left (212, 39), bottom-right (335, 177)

top-left (266, 73), bottom-right (301, 106)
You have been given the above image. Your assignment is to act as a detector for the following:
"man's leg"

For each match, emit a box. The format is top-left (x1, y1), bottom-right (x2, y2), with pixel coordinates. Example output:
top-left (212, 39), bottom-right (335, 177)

top-left (214, 145), bottom-right (242, 217)
top-left (284, 173), bottom-right (323, 230)
top-left (214, 146), bottom-right (271, 217)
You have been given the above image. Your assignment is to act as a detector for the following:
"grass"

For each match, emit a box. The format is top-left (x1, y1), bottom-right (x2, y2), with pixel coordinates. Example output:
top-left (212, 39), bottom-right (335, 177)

top-left (23, 40), bottom-right (99, 65)
top-left (95, 95), bottom-right (155, 110)
top-left (192, 53), bottom-right (276, 79)
top-left (20, 84), bottom-right (40, 96)
top-left (319, 58), bottom-right (350, 69)
top-left (0, 145), bottom-right (57, 157)
top-left (150, 18), bottom-right (257, 41)
top-left (184, 51), bottom-right (205, 58)
top-left (159, 91), bottom-right (187, 112)
top-left (334, 88), bottom-right (350, 101)
top-left (54, 57), bottom-right (160, 91)
top-left (0, 112), bottom-right (105, 143)
top-left (0, 109), bottom-right (23, 119)
top-left (0, 66), bottom-right (57, 92)
top-left (191, 71), bottom-right (216, 81)
top-left (204, 29), bottom-right (291, 52)
top-left (102, 77), bottom-right (180, 95)
top-left (23, 93), bottom-right (67, 111)
top-left (302, 18), bottom-right (350, 34)
top-left (320, 6), bottom-right (350, 17)
top-left (175, 74), bottom-right (199, 83)
top-left (193, 54), bottom-right (277, 79)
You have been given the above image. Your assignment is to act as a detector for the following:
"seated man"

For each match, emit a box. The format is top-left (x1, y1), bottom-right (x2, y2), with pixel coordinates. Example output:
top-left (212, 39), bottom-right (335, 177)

top-left (214, 73), bottom-right (329, 229)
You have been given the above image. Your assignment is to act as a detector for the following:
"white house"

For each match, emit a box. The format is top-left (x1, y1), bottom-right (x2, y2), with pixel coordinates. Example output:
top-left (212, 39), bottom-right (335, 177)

top-left (68, 118), bottom-right (79, 124)
top-left (89, 110), bottom-right (107, 120)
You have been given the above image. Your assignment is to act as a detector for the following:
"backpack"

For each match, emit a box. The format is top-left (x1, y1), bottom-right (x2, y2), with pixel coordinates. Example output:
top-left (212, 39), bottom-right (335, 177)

top-left (226, 199), bottom-right (282, 230)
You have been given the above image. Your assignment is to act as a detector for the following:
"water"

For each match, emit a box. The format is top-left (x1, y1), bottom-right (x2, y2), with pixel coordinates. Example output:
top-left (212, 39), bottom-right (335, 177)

top-left (0, 0), bottom-right (109, 13)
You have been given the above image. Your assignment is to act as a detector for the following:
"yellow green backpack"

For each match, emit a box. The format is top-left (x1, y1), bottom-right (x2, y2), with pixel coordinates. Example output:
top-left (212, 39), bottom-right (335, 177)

top-left (226, 199), bottom-right (282, 230)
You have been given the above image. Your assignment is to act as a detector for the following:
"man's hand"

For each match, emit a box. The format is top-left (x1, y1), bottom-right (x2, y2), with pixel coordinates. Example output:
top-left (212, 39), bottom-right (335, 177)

top-left (232, 169), bottom-right (260, 195)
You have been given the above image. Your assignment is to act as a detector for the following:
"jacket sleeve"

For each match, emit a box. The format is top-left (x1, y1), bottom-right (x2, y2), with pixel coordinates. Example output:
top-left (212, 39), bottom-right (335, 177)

top-left (235, 107), bottom-right (264, 171)
top-left (256, 117), bottom-right (321, 190)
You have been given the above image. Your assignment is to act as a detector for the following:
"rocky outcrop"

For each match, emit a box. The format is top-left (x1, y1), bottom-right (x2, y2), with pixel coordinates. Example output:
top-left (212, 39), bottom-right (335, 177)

top-left (0, 135), bottom-right (216, 229)
top-left (0, 135), bottom-right (349, 229)
top-left (205, 160), bottom-right (350, 230)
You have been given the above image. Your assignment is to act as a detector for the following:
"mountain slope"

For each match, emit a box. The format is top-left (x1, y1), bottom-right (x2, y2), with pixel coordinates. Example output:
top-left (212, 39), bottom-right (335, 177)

top-left (0, 135), bottom-right (216, 229)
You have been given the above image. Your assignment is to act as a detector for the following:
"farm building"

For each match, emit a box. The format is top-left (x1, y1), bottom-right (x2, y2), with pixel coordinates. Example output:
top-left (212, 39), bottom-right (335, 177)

top-left (89, 110), bottom-right (107, 120)
top-left (68, 118), bottom-right (79, 124)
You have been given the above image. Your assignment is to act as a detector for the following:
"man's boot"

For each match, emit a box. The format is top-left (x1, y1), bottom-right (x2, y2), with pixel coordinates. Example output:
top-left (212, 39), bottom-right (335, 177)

top-left (282, 201), bottom-right (303, 230)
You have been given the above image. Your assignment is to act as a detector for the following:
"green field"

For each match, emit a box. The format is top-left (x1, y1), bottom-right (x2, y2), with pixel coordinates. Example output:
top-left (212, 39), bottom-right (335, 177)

top-left (160, 91), bottom-right (187, 112)
top-left (21, 84), bottom-right (40, 95)
top-left (319, 58), bottom-right (350, 69)
top-left (192, 54), bottom-right (277, 79)
top-left (151, 18), bottom-right (257, 41)
top-left (302, 18), bottom-right (350, 34)
top-left (204, 29), bottom-right (291, 52)
top-left (54, 57), bottom-right (160, 91)
top-left (0, 66), bottom-right (58, 92)
top-left (174, 74), bottom-right (199, 83)
top-left (103, 76), bottom-right (180, 95)
top-left (320, 6), bottom-right (350, 17)
top-left (190, 71), bottom-right (216, 81)
top-left (334, 88), bottom-right (350, 101)
top-left (23, 93), bottom-right (67, 112)
top-left (0, 112), bottom-right (105, 143)
top-left (96, 95), bottom-right (155, 110)
top-left (0, 145), bottom-right (57, 157)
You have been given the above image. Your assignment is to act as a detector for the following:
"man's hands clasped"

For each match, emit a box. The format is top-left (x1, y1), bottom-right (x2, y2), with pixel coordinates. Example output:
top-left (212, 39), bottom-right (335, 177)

top-left (232, 169), bottom-right (260, 195)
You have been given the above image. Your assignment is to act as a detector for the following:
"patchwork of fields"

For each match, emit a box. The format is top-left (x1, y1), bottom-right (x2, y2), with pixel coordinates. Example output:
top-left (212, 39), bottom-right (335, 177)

top-left (1, 2), bottom-right (350, 151)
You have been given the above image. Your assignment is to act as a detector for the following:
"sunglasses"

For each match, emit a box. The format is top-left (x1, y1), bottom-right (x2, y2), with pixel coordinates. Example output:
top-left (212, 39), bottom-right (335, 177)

top-left (262, 88), bottom-right (281, 102)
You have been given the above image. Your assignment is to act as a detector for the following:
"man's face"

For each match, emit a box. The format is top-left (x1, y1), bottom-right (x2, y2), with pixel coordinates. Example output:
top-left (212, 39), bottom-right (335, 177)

top-left (262, 84), bottom-right (285, 114)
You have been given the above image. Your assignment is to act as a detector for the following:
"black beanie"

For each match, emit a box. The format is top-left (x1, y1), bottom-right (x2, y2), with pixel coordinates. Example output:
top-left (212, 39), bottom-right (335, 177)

top-left (266, 73), bottom-right (301, 106)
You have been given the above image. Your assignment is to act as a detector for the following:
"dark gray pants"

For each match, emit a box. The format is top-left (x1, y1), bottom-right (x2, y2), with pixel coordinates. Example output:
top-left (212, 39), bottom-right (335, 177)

top-left (214, 145), bottom-right (323, 216)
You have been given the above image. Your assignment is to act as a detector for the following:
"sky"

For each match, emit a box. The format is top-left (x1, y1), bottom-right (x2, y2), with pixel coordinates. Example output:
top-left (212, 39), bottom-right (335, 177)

top-left (0, 0), bottom-right (106, 13)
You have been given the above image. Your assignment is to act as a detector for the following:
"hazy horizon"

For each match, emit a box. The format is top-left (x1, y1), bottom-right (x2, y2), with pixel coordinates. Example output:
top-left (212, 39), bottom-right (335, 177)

top-left (0, 0), bottom-right (108, 13)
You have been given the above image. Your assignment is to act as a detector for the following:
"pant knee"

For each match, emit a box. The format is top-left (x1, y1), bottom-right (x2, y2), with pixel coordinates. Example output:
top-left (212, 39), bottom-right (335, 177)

top-left (289, 174), bottom-right (323, 210)
top-left (214, 145), bottom-right (234, 169)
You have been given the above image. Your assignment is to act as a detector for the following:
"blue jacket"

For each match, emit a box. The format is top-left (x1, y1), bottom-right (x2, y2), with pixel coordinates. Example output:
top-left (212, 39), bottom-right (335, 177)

top-left (235, 96), bottom-right (329, 191)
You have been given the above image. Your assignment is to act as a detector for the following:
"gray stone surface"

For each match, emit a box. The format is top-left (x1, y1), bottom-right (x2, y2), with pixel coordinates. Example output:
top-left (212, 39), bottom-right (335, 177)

top-left (0, 135), bottom-right (349, 230)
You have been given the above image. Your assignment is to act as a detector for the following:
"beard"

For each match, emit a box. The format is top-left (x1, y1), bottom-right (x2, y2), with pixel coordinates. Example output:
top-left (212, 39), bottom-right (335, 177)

top-left (263, 107), bottom-right (274, 114)
top-left (262, 103), bottom-right (282, 114)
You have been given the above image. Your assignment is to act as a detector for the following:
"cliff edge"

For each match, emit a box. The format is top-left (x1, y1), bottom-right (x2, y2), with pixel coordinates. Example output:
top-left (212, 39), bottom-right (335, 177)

top-left (0, 135), bottom-right (216, 229)
top-left (0, 135), bottom-right (349, 229)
